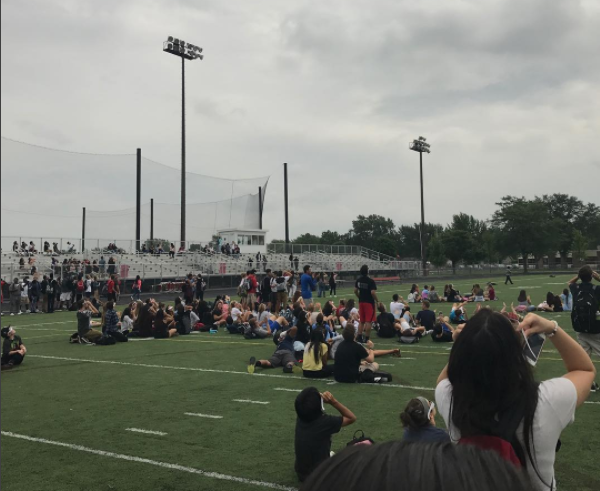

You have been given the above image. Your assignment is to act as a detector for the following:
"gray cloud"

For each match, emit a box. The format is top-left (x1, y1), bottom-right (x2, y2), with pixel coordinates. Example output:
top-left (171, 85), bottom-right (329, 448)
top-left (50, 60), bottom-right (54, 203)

top-left (1, 0), bottom-right (599, 245)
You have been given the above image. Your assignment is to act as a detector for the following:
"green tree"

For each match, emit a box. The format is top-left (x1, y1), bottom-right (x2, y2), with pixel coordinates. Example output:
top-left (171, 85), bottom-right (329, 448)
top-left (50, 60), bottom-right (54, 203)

top-left (572, 229), bottom-right (589, 267)
top-left (320, 230), bottom-right (345, 245)
top-left (145, 238), bottom-right (170, 251)
top-left (542, 194), bottom-right (585, 267)
top-left (447, 213), bottom-right (487, 264)
top-left (427, 233), bottom-right (447, 268)
top-left (398, 223), bottom-right (444, 259)
top-left (293, 233), bottom-right (321, 245)
top-left (574, 203), bottom-right (600, 250)
top-left (492, 197), bottom-right (554, 273)
top-left (442, 229), bottom-right (470, 273)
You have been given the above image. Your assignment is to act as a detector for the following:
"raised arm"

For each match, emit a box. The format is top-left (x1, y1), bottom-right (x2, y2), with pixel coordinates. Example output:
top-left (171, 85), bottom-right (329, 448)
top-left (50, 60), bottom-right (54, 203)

top-left (520, 313), bottom-right (596, 407)
top-left (321, 392), bottom-right (356, 427)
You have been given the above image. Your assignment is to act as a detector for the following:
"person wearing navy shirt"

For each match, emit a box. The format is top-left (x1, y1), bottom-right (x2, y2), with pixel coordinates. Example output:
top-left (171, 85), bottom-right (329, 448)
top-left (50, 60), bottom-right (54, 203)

top-left (400, 397), bottom-right (450, 443)
top-left (416, 300), bottom-right (436, 332)
top-left (301, 265), bottom-right (317, 306)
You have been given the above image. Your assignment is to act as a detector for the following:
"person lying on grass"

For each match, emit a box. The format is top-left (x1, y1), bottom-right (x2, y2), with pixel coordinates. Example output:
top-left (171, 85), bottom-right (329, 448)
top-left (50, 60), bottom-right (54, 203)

top-left (294, 388), bottom-right (356, 482)
top-left (248, 327), bottom-right (302, 373)
top-left (432, 313), bottom-right (454, 343)
top-left (1, 326), bottom-right (27, 369)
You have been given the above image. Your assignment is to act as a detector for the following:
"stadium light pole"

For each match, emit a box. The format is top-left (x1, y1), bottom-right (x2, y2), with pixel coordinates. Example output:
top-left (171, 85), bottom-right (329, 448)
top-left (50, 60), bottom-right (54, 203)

top-left (409, 136), bottom-right (431, 276)
top-left (163, 36), bottom-right (203, 249)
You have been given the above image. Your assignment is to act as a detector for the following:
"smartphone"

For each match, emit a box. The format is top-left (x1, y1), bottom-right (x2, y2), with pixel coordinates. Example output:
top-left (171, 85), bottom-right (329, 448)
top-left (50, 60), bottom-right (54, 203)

top-left (522, 331), bottom-right (546, 366)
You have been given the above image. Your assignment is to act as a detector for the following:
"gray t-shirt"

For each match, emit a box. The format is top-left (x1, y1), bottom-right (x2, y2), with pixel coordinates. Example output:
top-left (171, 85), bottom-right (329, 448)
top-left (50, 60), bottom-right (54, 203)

top-left (77, 310), bottom-right (92, 336)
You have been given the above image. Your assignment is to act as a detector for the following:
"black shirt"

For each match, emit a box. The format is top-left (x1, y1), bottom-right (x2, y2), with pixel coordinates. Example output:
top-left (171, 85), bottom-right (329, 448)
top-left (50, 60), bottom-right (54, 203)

top-left (416, 309), bottom-right (436, 329)
top-left (295, 414), bottom-right (343, 482)
top-left (334, 340), bottom-right (369, 383)
top-left (377, 312), bottom-right (397, 337)
top-left (2, 335), bottom-right (23, 356)
top-left (355, 275), bottom-right (377, 304)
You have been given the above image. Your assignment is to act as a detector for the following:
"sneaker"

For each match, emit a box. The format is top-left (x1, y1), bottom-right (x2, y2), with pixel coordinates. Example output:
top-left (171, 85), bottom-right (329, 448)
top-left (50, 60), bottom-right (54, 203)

top-left (291, 363), bottom-right (303, 375)
top-left (424, 330), bottom-right (434, 337)
top-left (79, 336), bottom-right (92, 345)
top-left (17, 312), bottom-right (22, 315)
top-left (10, 313), bottom-right (15, 316)
top-left (248, 356), bottom-right (256, 374)
top-left (591, 382), bottom-right (600, 393)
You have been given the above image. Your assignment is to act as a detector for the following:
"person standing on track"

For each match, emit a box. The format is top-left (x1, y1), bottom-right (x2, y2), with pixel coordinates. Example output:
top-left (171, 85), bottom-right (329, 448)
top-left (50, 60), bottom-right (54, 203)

top-left (354, 265), bottom-right (379, 343)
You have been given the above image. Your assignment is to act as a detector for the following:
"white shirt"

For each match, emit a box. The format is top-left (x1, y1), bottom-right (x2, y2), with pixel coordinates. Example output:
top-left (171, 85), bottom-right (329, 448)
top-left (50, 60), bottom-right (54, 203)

top-left (390, 301), bottom-right (405, 319)
top-left (85, 279), bottom-right (92, 293)
top-left (231, 307), bottom-right (242, 322)
top-left (436, 377), bottom-right (577, 491)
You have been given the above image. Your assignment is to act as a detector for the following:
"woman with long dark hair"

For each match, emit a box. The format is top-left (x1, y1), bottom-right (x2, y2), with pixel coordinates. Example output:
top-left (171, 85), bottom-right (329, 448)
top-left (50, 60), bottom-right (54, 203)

top-left (302, 329), bottom-right (334, 378)
top-left (435, 309), bottom-right (595, 490)
top-left (300, 441), bottom-right (532, 491)
top-left (515, 290), bottom-right (535, 313)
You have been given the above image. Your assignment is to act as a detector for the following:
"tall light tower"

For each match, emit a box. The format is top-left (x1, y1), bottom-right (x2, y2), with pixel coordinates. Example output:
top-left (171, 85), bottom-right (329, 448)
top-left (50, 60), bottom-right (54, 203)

top-left (409, 136), bottom-right (431, 275)
top-left (163, 36), bottom-right (203, 248)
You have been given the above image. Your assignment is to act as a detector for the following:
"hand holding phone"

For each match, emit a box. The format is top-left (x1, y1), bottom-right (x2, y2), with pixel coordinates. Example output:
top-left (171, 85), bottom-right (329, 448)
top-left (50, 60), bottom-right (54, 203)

top-left (522, 330), bottom-right (546, 366)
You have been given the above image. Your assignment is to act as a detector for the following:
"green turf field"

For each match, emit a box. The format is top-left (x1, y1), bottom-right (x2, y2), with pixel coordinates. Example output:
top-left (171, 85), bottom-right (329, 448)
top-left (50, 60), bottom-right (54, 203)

top-left (1, 273), bottom-right (599, 491)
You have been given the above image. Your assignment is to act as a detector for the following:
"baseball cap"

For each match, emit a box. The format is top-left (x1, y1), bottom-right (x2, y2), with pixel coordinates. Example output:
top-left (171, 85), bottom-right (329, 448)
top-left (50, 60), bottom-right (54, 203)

top-left (1, 326), bottom-right (15, 339)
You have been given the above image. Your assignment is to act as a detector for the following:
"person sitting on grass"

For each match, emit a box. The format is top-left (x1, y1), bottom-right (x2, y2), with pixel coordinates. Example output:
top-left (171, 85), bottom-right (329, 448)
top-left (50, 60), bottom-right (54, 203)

top-left (432, 313), bottom-right (455, 343)
top-left (132, 299), bottom-right (157, 338)
top-left (408, 284), bottom-right (421, 303)
top-left (428, 285), bottom-right (441, 303)
top-left (376, 303), bottom-right (402, 338)
top-left (248, 326), bottom-right (302, 374)
top-left (313, 313), bottom-right (336, 341)
top-left (302, 329), bottom-right (335, 379)
top-left (399, 307), bottom-right (425, 339)
top-left (294, 388), bottom-right (356, 482)
top-left (449, 302), bottom-right (469, 324)
top-left (1, 326), bottom-right (27, 370)
top-left (486, 283), bottom-right (497, 301)
top-left (471, 284), bottom-right (485, 302)
top-left (77, 299), bottom-right (102, 344)
top-left (154, 307), bottom-right (178, 339)
top-left (334, 325), bottom-right (395, 383)
top-left (537, 292), bottom-right (558, 312)
top-left (120, 304), bottom-right (135, 334)
top-left (211, 299), bottom-right (228, 328)
top-left (180, 303), bottom-right (200, 335)
top-left (102, 301), bottom-right (128, 342)
top-left (560, 288), bottom-right (573, 312)
top-left (400, 396), bottom-right (450, 443)
top-left (515, 290), bottom-right (536, 313)
top-left (231, 301), bottom-right (252, 326)
top-left (390, 294), bottom-right (405, 319)
top-left (416, 300), bottom-right (436, 335)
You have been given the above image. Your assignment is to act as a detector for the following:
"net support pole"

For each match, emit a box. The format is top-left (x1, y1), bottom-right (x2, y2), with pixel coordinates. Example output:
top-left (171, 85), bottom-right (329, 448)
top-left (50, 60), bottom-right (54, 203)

top-left (82, 207), bottom-right (86, 253)
top-left (284, 162), bottom-right (290, 245)
top-left (258, 186), bottom-right (263, 230)
top-left (136, 148), bottom-right (142, 252)
top-left (150, 198), bottom-right (154, 241)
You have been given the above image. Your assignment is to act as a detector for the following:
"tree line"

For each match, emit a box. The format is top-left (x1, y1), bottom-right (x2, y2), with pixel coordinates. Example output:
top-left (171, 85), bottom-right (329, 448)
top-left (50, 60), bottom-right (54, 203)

top-left (273, 194), bottom-right (600, 273)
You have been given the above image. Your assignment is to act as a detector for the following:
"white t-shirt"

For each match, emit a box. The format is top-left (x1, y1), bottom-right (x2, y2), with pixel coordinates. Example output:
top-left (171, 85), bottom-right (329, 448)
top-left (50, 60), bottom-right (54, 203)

top-left (231, 307), bottom-right (242, 322)
top-left (85, 279), bottom-right (92, 293)
top-left (436, 377), bottom-right (577, 491)
top-left (390, 302), bottom-right (405, 319)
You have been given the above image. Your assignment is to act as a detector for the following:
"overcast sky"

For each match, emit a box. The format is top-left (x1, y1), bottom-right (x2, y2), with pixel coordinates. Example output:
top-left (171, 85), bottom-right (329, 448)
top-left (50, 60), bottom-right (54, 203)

top-left (2, 0), bottom-right (599, 244)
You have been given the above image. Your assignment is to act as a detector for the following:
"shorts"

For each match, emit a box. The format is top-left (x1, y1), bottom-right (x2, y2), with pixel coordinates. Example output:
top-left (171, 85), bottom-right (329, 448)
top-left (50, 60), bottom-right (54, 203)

top-left (303, 297), bottom-right (313, 306)
top-left (432, 331), bottom-right (453, 343)
top-left (268, 350), bottom-right (296, 368)
top-left (359, 361), bottom-right (379, 373)
top-left (268, 320), bottom-right (281, 333)
top-left (359, 303), bottom-right (376, 323)
top-left (107, 292), bottom-right (116, 302)
top-left (20, 297), bottom-right (29, 305)
top-left (578, 333), bottom-right (600, 358)
top-left (60, 292), bottom-right (71, 302)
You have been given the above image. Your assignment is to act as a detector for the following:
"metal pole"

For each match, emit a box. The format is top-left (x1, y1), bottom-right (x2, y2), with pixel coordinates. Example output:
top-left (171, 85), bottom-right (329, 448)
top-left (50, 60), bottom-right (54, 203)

top-left (150, 198), bottom-right (154, 241)
top-left (82, 207), bottom-right (86, 253)
top-left (419, 151), bottom-right (427, 275)
top-left (258, 186), bottom-right (263, 230)
top-left (181, 56), bottom-right (187, 249)
top-left (284, 162), bottom-right (290, 245)
top-left (136, 148), bottom-right (142, 252)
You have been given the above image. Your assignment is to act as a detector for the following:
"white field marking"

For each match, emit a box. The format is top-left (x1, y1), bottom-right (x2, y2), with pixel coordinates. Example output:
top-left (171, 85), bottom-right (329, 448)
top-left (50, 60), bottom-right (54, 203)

top-left (274, 388), bottom-right (301, 392)
top-left (0, 431), bottom-right (297, 491)
top-left (233, 399), bottom-right (270, 405)
top-left (127, 338), bottom-right (156, 342)
top-left (327, 381), bottom-right (338, 385)
top-left (24, 333), bottom-right (70, 340)
top-left (509, 286), bottom-right (541, 289)
top-left (184, 413), bottom-right (223, 419)
top-left (11, 328), bottom-right (73, 332)
top-left (126, 428), bottom-right (167, 436)
top-left (13, 321), bottom-right (77, 328)
top-left (584, 402), bottom-right (600, 405)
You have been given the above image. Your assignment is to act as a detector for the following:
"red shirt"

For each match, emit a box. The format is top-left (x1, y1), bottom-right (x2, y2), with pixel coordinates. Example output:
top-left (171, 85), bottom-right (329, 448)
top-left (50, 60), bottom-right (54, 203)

top-left (107, 280), bottom-right (115, 294)
top-left (248, 275), bottom-right (258, 294)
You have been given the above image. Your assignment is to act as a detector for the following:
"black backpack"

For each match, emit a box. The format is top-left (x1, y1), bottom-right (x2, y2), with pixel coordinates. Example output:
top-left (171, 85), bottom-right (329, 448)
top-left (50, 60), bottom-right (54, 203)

top-left (572, 284), bottom-right (600, 334)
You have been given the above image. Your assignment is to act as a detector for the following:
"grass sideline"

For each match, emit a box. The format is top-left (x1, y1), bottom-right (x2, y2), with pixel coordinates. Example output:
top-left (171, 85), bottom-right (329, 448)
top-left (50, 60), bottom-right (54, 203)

top-left (1, 274), bottom-right (599, 491)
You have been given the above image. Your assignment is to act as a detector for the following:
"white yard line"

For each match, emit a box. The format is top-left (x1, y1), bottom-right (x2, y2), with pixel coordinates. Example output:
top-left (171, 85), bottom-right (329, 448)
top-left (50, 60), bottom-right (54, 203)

top-left (584, 401), bottom-right (600, 405)
top-left (233, 399), bottom-right (270, 405)
top-left (0, 431), bottom-right (296, 491)
top-left (184, 413), bottom-right (223, 419)
top-left (274, 387), bottom-right (301, 392)
top-left (125, 428), bottom-right (167, 436)
top-left (12, 321), bottom-right (77, 328)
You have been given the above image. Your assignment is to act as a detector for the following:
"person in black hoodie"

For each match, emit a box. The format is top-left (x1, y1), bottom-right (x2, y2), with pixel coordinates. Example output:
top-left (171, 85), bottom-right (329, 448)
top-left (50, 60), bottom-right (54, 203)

top-left (29, 277), bottom-right (41, 313)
